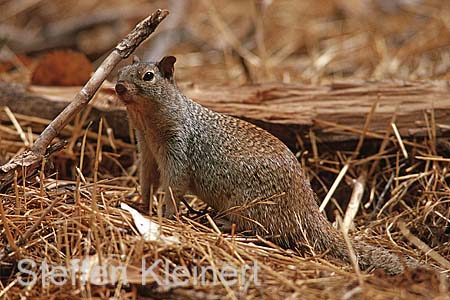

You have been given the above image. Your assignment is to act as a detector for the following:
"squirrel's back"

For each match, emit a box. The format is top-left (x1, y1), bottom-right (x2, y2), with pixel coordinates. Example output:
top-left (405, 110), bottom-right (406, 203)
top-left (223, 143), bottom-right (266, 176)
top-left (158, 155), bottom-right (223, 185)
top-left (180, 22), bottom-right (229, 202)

top-left (186, 101), bottom-right (297, 212)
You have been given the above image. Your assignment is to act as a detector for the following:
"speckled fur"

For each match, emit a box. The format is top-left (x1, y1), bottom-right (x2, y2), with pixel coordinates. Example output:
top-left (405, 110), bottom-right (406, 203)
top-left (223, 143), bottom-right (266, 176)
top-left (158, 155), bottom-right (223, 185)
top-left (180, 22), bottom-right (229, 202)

top-left (116, 57), bottom-right (405, 275)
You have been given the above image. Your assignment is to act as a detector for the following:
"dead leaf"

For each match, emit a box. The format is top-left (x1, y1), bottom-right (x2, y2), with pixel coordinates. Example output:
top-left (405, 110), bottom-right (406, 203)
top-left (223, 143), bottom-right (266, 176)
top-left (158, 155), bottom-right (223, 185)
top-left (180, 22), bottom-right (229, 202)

top-left (31, 50), bottom-right (93, 86)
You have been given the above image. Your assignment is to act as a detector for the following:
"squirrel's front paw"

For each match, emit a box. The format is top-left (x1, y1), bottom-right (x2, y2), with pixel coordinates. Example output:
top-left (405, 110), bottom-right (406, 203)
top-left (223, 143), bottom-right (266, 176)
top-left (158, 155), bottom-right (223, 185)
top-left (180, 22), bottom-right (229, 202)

top-left (163, 201), bottom-right (176, 218)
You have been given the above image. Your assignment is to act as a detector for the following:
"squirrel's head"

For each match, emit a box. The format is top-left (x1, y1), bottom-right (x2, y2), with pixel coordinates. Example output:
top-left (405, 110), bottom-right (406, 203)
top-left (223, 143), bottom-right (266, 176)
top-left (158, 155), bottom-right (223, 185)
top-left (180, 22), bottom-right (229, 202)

top-left (115, 56), bottom-right (177, 105)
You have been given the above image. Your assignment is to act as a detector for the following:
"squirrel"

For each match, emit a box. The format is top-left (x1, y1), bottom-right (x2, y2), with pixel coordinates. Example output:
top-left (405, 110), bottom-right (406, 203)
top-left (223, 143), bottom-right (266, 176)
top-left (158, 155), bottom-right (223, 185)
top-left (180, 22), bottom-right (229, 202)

top-left (115, 56), bottom-right (408, 275)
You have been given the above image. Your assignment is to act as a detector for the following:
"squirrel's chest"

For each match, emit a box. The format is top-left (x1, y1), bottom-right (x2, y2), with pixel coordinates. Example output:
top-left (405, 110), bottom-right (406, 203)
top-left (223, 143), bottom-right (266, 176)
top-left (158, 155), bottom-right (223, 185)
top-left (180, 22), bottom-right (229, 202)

top-left (128, 111), bottom-right (168, 153)
top-left (141, 130), bottom-right (168, 163)
top-left (140, 126), bottom-right (188, 169)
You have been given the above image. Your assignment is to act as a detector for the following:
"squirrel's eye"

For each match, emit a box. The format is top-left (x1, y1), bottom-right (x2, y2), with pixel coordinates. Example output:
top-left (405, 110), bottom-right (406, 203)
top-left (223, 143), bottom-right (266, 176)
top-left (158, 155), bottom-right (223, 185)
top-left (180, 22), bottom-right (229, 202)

top-left (143, 71), bottom-right (154, 81)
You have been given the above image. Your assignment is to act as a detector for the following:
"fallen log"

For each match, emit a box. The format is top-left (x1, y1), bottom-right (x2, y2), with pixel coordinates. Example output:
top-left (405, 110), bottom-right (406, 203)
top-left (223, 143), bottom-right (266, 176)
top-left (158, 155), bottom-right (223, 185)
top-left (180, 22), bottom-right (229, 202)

top-left (0, 80), bottom-right (449, 148)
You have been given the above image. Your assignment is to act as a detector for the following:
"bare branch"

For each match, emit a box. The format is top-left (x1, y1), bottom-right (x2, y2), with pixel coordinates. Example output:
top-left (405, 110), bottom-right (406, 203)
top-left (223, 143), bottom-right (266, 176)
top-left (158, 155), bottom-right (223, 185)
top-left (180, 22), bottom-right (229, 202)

top-left (0, 9), bottom-right (169, 180)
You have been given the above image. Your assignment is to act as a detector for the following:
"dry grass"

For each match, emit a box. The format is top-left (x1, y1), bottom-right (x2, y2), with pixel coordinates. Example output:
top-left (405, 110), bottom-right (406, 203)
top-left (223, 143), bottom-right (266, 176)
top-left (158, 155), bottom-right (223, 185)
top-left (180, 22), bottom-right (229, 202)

top-left (0, 0), bottom-right (450, 299)
top-left (0, 94), bottom-right (448, 300)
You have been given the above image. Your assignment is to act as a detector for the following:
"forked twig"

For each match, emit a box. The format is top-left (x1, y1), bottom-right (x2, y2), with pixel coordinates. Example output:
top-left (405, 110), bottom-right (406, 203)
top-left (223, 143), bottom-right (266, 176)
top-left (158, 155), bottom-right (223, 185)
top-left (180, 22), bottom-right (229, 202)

top-left (0, 9), bottom-right (169, 183)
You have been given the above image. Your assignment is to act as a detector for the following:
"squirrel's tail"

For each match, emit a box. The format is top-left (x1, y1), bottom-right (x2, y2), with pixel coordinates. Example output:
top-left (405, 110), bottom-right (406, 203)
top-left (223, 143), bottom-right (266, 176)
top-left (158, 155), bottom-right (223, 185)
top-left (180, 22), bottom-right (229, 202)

top-left (352, 240), bottom-right (405, 275)
top-left (298, 209), bottom-right (406, 275)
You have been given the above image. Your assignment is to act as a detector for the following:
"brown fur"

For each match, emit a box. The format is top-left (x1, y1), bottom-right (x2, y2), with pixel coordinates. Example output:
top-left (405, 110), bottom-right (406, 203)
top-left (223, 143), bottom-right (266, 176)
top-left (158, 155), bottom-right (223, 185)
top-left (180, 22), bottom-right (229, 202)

top-left (115, 56), bottom-right (407, 275)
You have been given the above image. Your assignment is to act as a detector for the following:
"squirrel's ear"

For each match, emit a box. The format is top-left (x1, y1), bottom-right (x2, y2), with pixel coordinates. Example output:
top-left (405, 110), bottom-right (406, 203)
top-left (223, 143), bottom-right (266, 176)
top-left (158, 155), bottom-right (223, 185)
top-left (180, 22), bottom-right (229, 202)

top-left (132, 55), bottom-right (141, 64)
top-left (158, 56), bottom-right (176, 80)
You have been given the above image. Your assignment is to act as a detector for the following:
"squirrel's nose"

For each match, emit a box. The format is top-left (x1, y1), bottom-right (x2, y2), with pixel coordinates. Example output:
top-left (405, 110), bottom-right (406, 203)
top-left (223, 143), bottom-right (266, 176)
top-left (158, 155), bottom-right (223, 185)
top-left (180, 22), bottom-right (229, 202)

top-left (115, 82), bottom-right (127, 95)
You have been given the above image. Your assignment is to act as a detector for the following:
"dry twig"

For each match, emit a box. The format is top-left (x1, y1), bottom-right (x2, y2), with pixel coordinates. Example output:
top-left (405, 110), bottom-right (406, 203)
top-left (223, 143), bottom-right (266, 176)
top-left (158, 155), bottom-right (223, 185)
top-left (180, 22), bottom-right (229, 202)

top-left (0, 9), bottom-right (169, 185)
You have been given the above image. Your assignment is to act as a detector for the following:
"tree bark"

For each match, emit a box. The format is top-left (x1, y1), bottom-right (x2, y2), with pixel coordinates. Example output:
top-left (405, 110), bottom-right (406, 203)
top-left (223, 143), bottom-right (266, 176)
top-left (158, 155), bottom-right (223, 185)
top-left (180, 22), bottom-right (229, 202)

top-left (1, 80), bottom-right (449, 149)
